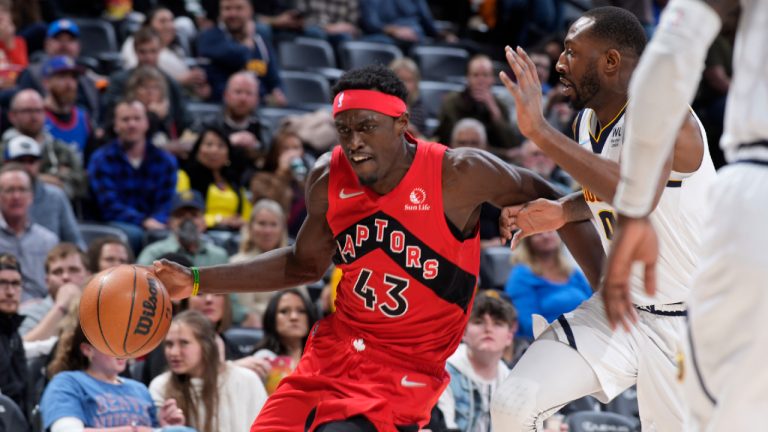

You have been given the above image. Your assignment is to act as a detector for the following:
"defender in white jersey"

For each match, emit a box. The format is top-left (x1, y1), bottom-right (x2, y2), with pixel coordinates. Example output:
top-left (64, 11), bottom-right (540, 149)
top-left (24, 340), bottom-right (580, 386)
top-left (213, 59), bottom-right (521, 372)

top-left (604, 0), bottom-right (768, 430)
top-left (489, 7), bottom-right (716, 431)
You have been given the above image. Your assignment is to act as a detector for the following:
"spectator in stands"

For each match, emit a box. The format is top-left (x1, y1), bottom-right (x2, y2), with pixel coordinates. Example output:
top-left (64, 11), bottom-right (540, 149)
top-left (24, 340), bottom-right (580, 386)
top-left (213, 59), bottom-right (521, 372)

top-left (248, 289), bottom-right (317, 392)
top-left (389, 57), bottom-right (427, 137)
top-left (0, 253), bottom-right (29, 418)
top-left (149, 310), bottom-right (267, 432)
top-left (19, 243), bottom-right (87, 344)
top-left (253, 0), bottom-right (305, 41)
top-left (196, 0), bottom-right (287, 105)
top-left (449, 118), bottom-right (503, 246)
top-left (86, 236), bottom-right (133, 273)
top-left (504, 231), bottom-right (592, 339)
top-left (1, 89), bottom-right (87, 200)
top-left (41, 313), bottom-right (190, 432)
top-left (88, 99), bottom-right (178, 254)
top-left (435, 55), bottom-right (520, 156)
top-left (519, 139), bottom-right (574, 194)
top-left (121, 7), bottom-right (210, 101)
top-left (0, 1), bottom-right (27, 90)
top-left (9, 0), bottom-right (46, 54)
top-left (359, 0), bottom-right (457, 49)
top-left (209, 72), bottom-right (265, 181)
top-left (436, 293), bottom-right (517, 431)
top-left (179, 127), bottom-right (251, 231)
top-left (300, 0), bottom-right (361, 49)
top-left (104, 27), bottom-right (190, 134)
top-left (261, 129), bottom-right (311, 236)
top-left (230, 199), bottom-right (289, 327)
top-left (16, 19), bottom-right (102, 124)
top-left (0, 164), bottom-right (57, 301)
top-left (136, 190), bottom-right (229, 266)
top-left (42, 56), bottom-right (93, 158)
top-left (5, 135), bottom-right (85, 249)
top-left (124, 65), bottom-right (183, 154)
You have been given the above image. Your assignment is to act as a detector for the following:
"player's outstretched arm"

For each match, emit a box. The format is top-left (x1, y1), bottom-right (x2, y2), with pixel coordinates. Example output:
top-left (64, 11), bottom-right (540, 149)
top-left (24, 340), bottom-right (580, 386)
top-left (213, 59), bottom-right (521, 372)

top-left (500, 192), bottom-right (593, 249)
top-left (445, 148), bottom-right (605, 288)
top-left (155, 155), bottom-right (337, 299)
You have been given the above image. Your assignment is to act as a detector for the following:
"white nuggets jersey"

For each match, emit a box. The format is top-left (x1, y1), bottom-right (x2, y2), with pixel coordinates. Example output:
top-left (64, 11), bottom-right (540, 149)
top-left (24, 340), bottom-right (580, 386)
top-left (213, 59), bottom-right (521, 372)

top-left (721, 0), bottom-right (768, 161)
top-left (574, 105), bottom-right (716, 305)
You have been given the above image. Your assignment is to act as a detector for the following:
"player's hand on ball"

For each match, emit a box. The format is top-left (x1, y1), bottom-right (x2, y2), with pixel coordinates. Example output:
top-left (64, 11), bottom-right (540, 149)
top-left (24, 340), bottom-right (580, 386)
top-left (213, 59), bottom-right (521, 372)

top-left (500, 198), bottom-right (565, 249)
top-left (602, 215), bottom-right (658, 331)
top-left (153, 259), bottom-right (194, 300)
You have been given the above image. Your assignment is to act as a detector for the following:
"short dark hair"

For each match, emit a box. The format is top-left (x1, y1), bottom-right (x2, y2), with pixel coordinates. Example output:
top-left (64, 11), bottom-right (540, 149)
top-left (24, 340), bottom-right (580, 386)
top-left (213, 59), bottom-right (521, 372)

top-left (331, 65), bottom-right (408, 104)
top-left (471, 291), bottom-right (518, 326)
top-left (582, 6), bottom-right (647, 57)
top-left (86, 236), bottom-right (134, 273)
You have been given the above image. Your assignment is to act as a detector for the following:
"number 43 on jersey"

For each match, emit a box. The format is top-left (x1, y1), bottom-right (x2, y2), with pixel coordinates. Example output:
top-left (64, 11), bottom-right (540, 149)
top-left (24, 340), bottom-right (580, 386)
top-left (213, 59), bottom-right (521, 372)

top-left (353, 269), bottom-right (409, 317)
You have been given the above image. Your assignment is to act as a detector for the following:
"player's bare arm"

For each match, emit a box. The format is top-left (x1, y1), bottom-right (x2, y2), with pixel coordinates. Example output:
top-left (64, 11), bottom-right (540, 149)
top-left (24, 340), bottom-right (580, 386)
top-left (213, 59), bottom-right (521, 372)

top-left (500, 191), bottom-right (593, 249)
top-left (443, 147), bottom-right (605, 287)
top-left (604, 0), bottom-right (731, 329)
top-left (501, 45), bottom-right (704, 205)
top-left (155, 155), bottom-right (337, 299)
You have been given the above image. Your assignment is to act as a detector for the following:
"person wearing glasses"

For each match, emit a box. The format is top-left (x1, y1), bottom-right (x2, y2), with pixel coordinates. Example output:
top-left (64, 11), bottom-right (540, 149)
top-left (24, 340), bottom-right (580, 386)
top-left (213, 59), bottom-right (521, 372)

top-left (0, 252), bottom-right (30, 418)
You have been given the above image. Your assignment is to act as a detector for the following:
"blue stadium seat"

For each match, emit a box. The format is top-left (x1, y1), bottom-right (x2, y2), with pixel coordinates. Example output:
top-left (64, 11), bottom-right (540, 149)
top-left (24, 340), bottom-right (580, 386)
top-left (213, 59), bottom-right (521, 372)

top-left (78, 222), bottom-right (130, 248)
top-left (338, 41), bottom-right (403, 70)
top-left (412, 46), bottom-right (469, 82)
top-left (279, 70), bottom-right (331, 110)
top-left (418, 81), bottom-right (463, 119)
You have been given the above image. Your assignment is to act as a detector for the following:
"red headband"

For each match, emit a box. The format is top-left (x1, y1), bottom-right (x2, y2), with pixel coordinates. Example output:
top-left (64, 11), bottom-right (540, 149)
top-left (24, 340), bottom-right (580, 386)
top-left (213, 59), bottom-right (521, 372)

top-left (332, 89), bottom-right (407, 118)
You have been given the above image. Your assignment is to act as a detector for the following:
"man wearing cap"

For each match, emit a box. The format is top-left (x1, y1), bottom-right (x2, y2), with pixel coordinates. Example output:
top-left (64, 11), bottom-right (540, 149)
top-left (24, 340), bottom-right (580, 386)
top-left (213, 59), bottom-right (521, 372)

top-left (137, 190), bottom-right (228, 266)
top-left (42, 56), bottom-right (92, 157)
top-left (4, 135), bottom-right (85, 249)
top-left (16, 19), bottom-right (101, 124)
top-left (0, 89), bottom-right (87, 200)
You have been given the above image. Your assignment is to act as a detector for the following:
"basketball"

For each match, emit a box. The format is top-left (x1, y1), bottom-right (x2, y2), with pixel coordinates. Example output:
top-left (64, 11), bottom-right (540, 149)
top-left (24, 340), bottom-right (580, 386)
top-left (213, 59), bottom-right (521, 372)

top-left (79, 265), bottom-right (173, 359)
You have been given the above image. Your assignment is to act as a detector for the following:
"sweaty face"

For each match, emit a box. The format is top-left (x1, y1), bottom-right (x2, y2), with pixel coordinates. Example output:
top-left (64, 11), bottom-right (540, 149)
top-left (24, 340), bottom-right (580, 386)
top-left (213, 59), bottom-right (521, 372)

top-left (334, 109), bottom-right (404, 187)
top-left (556, 17), bottom-right (602, 110)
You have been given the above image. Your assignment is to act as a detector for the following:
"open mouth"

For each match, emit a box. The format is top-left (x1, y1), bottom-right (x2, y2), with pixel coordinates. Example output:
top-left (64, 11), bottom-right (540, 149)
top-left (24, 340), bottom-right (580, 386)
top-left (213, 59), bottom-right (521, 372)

top-left (349, 154), bottom-right (373, 164)
top-left (559, 77), bottom-right (574, 96)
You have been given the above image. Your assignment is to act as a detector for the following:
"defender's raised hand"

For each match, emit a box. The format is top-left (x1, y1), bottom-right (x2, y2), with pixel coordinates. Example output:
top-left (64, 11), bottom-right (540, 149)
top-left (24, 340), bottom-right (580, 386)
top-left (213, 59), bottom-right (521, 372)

top-left (499, 46), bottom-right (547, 138)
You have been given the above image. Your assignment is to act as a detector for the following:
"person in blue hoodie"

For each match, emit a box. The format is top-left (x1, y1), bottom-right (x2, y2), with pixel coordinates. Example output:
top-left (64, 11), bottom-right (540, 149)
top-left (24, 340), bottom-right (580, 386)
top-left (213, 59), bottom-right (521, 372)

top-left (504, 231), bottom-right (592, 339)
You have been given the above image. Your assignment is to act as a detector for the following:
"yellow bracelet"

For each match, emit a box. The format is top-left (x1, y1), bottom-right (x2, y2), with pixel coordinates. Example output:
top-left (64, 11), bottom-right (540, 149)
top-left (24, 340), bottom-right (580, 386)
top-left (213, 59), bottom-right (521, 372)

top-left (191, 266), bottom-right (200, 296)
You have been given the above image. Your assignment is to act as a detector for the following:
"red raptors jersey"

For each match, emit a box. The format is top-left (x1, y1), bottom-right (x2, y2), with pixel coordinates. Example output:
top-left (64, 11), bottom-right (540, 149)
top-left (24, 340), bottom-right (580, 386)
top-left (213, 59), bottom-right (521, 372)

top-left (327, 139), bottom-right (480, 365)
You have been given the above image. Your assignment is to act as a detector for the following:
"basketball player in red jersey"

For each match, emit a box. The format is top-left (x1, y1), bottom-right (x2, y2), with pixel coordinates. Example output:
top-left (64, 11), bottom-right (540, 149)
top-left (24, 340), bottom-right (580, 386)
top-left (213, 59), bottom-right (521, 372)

top-left (153, 65), bottom-right (604, 432)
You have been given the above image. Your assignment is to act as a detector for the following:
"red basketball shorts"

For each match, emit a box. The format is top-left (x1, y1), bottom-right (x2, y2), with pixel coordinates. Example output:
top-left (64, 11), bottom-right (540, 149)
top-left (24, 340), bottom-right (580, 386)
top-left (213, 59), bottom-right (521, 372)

top-left (251, 317), bottom-right (449, 432)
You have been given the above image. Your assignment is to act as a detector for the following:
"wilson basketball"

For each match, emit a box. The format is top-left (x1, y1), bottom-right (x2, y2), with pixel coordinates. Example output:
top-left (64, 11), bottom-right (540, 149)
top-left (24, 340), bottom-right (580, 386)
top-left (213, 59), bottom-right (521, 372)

top-left (79, 265), bottom-right (173, 359)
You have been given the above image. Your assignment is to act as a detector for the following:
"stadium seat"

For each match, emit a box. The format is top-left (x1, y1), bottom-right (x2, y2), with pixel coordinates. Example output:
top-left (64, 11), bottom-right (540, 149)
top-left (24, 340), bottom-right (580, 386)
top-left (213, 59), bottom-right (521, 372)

top-left (338, 41), bottom-right (403, 70)
top-left (279, 71), bottom-right (331, 110)
top-left (566, 411), bottom-right (640, 432)
top-left (412, 46), bottom-right (469, 82)
top-left (72, 18), bottom-right (119, 57)
top-left (223, 327), bottom-right (264, 358)
top-left (479, 246), bottom-right (515, 290)
top-left (0, 394), bottom-right (30, 432)
top-left (78, 222), bottom-right (130, 247)
top-left (603, 386), bottom-right (639, 419)
top-left (278, 38), bottom-right (344, 82)
top-left (418, 81), bottom-right (463, 119)
top-left (187, 102), bottom-right (222, 125)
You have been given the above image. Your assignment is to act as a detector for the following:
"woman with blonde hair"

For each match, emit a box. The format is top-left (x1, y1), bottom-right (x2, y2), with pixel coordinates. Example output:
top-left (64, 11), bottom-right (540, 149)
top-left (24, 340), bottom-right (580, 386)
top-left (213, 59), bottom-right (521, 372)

top-left (503, 231), bottom-right (592, 339)
top-left (230, 199), bottom-right (306, 327)
top-left (149, 310), bottom-right (267, 432)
